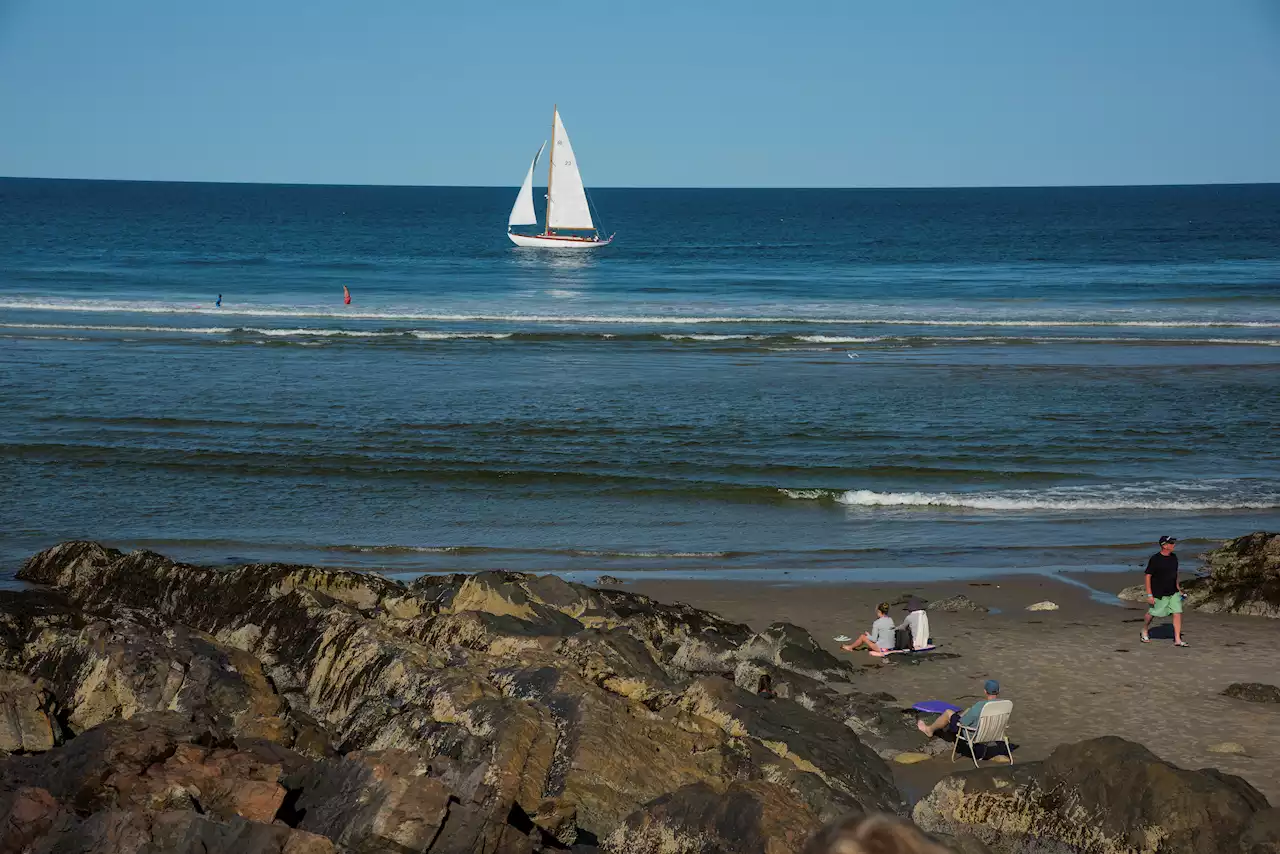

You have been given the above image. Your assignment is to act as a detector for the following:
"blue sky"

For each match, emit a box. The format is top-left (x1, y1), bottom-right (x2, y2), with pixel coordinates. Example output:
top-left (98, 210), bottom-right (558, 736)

top-left (1, 1), bottom-right (1278, 187)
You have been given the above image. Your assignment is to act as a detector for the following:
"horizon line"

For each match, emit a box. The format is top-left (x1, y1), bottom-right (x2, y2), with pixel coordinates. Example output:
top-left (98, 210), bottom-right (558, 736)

top-left (2, 174), bottom-right (1278, 192)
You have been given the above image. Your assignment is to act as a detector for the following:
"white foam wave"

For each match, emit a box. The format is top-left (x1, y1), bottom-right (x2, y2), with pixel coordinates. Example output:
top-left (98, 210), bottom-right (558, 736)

top-left (0, 322), bottom-right (233, 334)
top-left (830, 487), bottom-right (1280, 512)
top-left (779, 488), bottom-right (839, 500)
top-left (246, 327), bottom-right (399, 337)
top-left (3, 298), bottom-right (1277, 328)
top-left (793, 335), bottom-right (886, 344)
top-left (660, 334), bottom-right (762, 341)
top-left (410, 331), bottom-right (514, 340)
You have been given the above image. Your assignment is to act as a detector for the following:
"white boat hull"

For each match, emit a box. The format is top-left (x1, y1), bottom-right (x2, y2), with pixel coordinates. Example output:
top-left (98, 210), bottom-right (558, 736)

top-left (508, 231), bottom-right (612, 249)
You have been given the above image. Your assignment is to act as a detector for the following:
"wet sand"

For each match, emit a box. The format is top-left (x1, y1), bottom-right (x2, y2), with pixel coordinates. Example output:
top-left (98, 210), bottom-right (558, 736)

top-left (627, 572), bottom-right (1280, 803)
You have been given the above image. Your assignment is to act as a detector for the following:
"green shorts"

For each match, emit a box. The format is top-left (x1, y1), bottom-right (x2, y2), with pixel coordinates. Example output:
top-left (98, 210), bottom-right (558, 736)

top-left (1148, 594), bottom-right (1183, 617)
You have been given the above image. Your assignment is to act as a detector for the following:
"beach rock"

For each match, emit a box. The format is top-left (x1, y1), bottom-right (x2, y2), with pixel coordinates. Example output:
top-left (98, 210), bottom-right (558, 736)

top-left (893, 752), bottom-right (931, 765)
top-left (10, 541), bottom-right (908, 850)
top-left (733, 622), bottom-right (854, 683)
top-left (14, 613), bottom-right (290, 743)
top-left (0, 786), bottom-right (64, 851)
top-left (0, 713), bottom-right (211, 812)
top-left (1224, 682), bottom-right (1280, 704)
top-left (1025, 600), bottom-right (1058, 611)
top-left (596, 575), bottom-right (624, 586)
top-left (597, 587), bottom-right (753, 669)
top-left (803, 813), bottom-right (983, 854)
top-left (913, 735), bottom-right (1271, 854)
top-left (556, 627), bottom-right (678, 707)
top-left (145, 812), bottom-right (338, 854)
top-left (1117, 584), bottom-right (1148, 602)
top-left (0, 670), bottom-right (58, 753)
top-left (1208, 741), bottom-right (1249, 756)
top-left (1183, 532), bottom-right (1280, 617)
top-left (1241, 808), bottom-right (1280, 854)
top-left (529, 796), bottom-right (578, 845)
top-left (679, 676), bottom-right (903, 820)
top-left (17, 809), bottom-right (339, 854)
top-left (284, 750), bottom-right (453, 852)
top-left (604, 781), bottom-right (822, 854)
top-left (672, 632), bottom-right (740, 675)
top-left (926, 594), bottom-right (989, 613)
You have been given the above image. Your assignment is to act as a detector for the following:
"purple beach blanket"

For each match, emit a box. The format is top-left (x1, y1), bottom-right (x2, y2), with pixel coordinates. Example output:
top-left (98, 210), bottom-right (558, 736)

top-left (912, 700), bottom-right (963, 714)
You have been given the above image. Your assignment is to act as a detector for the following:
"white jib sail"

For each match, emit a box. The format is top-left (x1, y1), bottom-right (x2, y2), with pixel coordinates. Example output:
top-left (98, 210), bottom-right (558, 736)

top-left (508, 142), bottom-right (545, 227)
top-left (547, 111), bottom-right (595, 230)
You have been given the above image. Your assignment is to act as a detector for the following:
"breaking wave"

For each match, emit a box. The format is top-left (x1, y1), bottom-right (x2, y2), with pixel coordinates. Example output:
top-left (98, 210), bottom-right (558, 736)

top-left (802, 484), bottom-right (1280, 512)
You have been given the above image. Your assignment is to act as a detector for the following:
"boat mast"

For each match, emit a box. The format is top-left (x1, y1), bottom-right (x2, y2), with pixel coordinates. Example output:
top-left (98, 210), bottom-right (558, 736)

top-left (544, 104), bottom-right (557, 236)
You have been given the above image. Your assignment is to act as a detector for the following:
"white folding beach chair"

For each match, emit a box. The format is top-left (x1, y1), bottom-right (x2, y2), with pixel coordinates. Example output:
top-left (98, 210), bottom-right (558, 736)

top-left (951, 699), bottom-right (1014, 767)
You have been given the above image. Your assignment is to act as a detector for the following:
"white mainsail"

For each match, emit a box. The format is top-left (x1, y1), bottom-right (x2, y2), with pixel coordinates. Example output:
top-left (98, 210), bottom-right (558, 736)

top-left (508, 142), bottom-right (545, 227)
top-left (546, 110), bottom-right (594, 230)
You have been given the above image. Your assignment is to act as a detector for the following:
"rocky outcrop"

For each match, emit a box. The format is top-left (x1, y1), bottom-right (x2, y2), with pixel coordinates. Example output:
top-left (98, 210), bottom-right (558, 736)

top-left (1183, 532), bottom-right (1280, 618)
top-left (913, 736), bottom-right (1271, 853)
top-left (605, 781), bottom-right (822, 854)
top-left (3, 542), bottom-right (906, 852)
top-left (926, 594), bottom-right (988, 613)
top-left (1241, 808), bottom-right (1280, 854)
top-left (1223, 683), bottom-right (1280, 704)
top-left (0, 670), bottom-right (57, 753)
top-left (0, 711), bottom-right (337, 852)
top-left (1120, 533), bottom-right (1280, 618)
top-left (732, 622), bottom-right (853, 683)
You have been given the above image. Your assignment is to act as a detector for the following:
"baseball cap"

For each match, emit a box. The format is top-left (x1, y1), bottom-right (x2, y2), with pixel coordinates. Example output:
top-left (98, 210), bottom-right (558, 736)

top-left (984, 679), bottom-right (1000, 695)
top-left (1159, 535), bottom-right (1178, 545)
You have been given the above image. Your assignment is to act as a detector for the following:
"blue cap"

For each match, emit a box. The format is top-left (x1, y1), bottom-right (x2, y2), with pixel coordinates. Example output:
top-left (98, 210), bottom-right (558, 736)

top-left (984, 679), bottom-right (1000, 695)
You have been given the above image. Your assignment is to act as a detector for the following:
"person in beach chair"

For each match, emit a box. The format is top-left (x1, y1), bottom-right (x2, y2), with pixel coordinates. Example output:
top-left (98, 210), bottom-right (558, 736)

top-left (916, 679), bottom-right (1003, 739)
top-left (841, 602), bottom-right (896, 656)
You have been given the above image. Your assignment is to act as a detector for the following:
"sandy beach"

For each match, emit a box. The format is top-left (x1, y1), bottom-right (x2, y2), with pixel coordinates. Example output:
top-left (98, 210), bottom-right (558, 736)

top-left (629, 571), bottom-right (1280, 804)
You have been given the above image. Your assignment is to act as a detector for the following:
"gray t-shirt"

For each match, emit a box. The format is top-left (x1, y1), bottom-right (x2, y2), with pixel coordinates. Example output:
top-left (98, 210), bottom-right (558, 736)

top-left (870, 616), bottom-right (896, 650)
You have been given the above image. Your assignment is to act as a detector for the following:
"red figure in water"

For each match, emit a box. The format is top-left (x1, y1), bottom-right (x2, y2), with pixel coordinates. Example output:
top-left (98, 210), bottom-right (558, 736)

top-left (343, 285), bottom-right (351, 306)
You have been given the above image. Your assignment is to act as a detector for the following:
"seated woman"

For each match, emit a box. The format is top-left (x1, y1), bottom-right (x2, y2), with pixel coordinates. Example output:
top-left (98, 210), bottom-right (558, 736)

top-left (897, 597), bottom-right (931, 650)
top-left (841, 602), bottom-right (896, 656)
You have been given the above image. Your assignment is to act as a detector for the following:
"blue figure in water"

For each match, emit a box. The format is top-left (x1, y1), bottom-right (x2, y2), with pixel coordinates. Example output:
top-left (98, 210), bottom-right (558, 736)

top-left (215, 294), bottom-right (222, 307)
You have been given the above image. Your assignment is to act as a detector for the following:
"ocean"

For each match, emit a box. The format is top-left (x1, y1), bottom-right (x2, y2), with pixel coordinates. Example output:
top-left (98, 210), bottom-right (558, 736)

top-left (1, 178), bottom-right (1277, 585)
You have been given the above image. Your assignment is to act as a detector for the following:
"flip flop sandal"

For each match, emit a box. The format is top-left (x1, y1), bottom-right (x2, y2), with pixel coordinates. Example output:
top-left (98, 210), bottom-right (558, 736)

top-left (1140, 633), bottom-right (1150, 643)
top-left (833, 635), bottom-right (852, 643)
top-left (1174, 640), bottom-right (1190, 647)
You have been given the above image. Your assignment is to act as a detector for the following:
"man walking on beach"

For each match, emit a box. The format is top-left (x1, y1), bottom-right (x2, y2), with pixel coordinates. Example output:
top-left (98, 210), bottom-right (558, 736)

top-left (1142, 535), bottom-right (1188, 647)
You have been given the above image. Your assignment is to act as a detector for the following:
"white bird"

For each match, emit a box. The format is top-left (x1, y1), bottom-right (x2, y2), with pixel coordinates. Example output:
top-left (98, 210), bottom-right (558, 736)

top-left (847, 352), bottom-right (859, 359)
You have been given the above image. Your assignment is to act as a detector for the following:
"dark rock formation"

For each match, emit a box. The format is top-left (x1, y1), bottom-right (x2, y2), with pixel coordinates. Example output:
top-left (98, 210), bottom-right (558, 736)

top-left (913, 736), bottom-right (1271, 853)
top-left (3, 542), bottom-right (905, 852)
top-left (605, 781), bottom-right (822, 854)
top-left (1182, 531), bottom-right (1280, 618)
top-left (1223, 683), bottom-right (1280, 704)
top-left (733, 622), bottom-right (854, 683)
top-left (0, 669), bottom-right (58, 752)
top-left (1241, 808), bottom-right (1280, 854)
top-left (925, 594), bottom-right (989, 613)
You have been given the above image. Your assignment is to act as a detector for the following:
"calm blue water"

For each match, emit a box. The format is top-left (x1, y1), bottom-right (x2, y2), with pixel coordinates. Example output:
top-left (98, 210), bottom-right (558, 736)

top-left (1, 178), bottom-right (1278, 582)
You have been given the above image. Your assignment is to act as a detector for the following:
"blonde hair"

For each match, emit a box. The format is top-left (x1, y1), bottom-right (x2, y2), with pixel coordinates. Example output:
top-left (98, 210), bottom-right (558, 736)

top-left (803, 814), bottom-right (953, 854)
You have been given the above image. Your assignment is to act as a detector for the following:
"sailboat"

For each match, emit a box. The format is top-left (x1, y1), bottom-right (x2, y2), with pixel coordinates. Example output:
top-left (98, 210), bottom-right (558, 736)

top-left (508, 106), bottom-right (613, 248)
